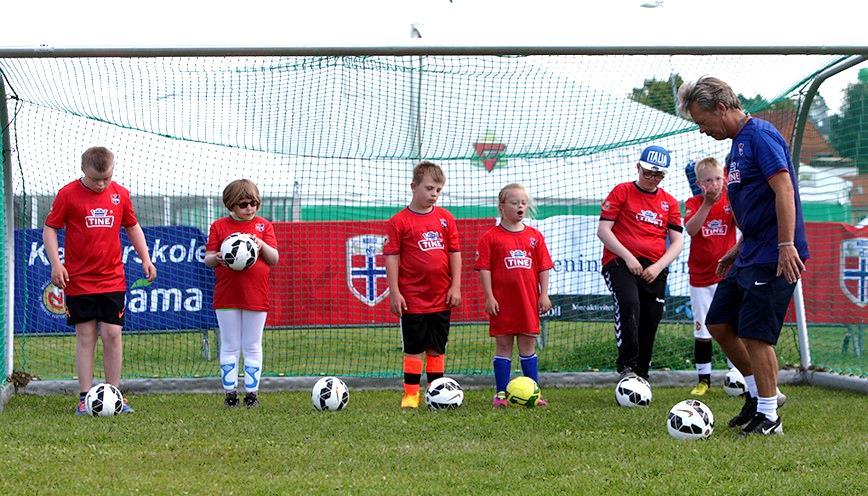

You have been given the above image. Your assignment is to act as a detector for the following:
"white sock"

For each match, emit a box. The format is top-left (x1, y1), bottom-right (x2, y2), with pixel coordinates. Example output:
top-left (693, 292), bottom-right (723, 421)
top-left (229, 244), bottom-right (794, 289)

top-left (220, 357), bottom-right (238, 392)
top-left (696, 362), bottom-right (712, 375)
top-left (757, 396), bottom-right (778, 421)
top-left (244, 360), bottom-right (262, 393)
top-left (744, 374), bottom-right (758, 398)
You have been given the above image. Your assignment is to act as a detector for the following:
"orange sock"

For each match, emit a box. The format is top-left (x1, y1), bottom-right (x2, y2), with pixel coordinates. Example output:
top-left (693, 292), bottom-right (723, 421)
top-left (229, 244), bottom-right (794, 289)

top-left (426, 353), bottom-right (445, 382)
top-left (403, 355), bottom-right (423, 395)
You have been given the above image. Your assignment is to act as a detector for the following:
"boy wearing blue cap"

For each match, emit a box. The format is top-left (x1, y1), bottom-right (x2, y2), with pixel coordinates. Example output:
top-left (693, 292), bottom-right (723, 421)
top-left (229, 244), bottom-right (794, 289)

top-left (597, 145), bottom-right (684, 382)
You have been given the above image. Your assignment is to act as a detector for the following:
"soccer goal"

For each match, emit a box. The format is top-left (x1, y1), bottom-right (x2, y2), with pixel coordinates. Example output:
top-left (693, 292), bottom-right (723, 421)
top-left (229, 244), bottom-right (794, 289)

top-left (0, 48), bottom-right (865, 393)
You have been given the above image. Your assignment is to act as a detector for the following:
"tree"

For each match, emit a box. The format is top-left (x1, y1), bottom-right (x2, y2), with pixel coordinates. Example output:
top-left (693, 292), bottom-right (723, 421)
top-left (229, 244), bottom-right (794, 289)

top-left (738, 93), bottom-right (798, 113)
top-left (829, 69), bottom-right (868, 174)
top-left (630, 74), bottom-right (684, 115)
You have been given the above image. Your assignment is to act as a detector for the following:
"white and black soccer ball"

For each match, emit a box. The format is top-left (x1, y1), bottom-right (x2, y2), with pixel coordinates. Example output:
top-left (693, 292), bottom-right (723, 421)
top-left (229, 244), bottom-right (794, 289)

top-left (85, 383), bottom-right (124, 417)
top-left (723, 368), bottom-right (747, 397)
top-left (311, 376), bottom-right (349, 411)
top-left (615, 376), bottom-right (652, 407)
top-left (667, 399), bottom-right (715, 440)
top-left (219, 232), bottom-right (259, 271)
top-left (425, 377), bottom-right (464, 410)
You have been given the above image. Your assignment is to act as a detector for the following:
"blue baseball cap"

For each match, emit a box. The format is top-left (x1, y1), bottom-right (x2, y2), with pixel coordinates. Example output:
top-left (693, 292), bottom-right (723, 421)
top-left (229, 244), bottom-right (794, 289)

top-left (684, 160), bottom-right (703, 196)
top-left (638, 145), bottom-right (671, 173)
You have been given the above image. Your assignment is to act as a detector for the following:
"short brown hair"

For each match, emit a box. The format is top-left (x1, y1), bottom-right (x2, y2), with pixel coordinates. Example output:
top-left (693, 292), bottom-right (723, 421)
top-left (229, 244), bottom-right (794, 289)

top-left (677, 76), bottom-right (742, 119)
top-left (222, 179), bottom-right (261, 210)
top-left (411, 161), bottom-right (445, 185)
top-left (81, 146), bottom-right (114, 173)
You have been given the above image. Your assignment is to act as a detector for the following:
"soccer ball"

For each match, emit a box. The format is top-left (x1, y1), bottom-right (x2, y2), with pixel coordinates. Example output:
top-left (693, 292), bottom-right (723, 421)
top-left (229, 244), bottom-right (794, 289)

top-left (723, 368), bottom-right (747, 397)
top-left (425, 377), bottom-right (464, 410)
top-left (311, 376), bottom-right (349, 411)
top-left (85, 383), bottom-right (124, 417)
top-left (506, 376), bottom-right (540, 407)
top-left (615, 376), bottom-right (652, 407)
top-left (667, 399), bottom-right (715, 440)
top-left (219, 232), bottom-right (258, 271)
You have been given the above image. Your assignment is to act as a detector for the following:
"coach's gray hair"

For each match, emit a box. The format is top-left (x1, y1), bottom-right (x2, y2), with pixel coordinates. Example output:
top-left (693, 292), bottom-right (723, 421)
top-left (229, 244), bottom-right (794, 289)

top-left (677, 76), bottom-right (742, 120)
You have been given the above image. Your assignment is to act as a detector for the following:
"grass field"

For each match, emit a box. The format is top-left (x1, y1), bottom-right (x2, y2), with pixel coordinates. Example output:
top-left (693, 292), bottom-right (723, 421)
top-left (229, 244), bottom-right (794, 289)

top-left (1, 385), bottom-right (865, 495)
top-left (14, 321), bottom-right (840, 380)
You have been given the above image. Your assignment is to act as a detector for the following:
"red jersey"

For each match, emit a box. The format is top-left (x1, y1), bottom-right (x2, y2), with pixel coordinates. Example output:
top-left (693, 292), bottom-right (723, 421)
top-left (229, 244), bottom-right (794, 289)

top-left (206, 216), bottom-right (277, 311)
top-left (44, 180), bottom-right (139, 296)
top-left (599, 182), bottom-right (682, 267)
top-left (383, 206), bottom-right (460, 314)
top-left (474, 224), bottom-right (553, 336)
top-left (684, 194), bottom-right (737, 287)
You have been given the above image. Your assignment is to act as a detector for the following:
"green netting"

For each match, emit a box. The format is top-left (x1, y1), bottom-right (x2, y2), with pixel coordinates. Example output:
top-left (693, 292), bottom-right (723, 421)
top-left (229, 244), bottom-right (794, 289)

top-left (0, 54), bottom-right (864, 381)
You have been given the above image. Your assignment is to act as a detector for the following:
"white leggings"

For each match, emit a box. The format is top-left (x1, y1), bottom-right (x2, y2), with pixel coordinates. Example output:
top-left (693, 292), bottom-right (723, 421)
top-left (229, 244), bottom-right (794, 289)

top-left (216, 309), bottom-right (266, 393)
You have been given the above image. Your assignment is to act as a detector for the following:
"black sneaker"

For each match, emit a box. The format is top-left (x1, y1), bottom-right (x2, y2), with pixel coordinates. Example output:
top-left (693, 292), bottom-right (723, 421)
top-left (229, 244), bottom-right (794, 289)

top-left (618, 367), bottom-right (638, 380)
top-left (224, 391), bottom-right (239, 408)
top-left (739, 413), bottom-right (783, 437)
top-left (244, 392), bottom-right (259, 408)
top-left (728, 396), bottom-right (758, 428)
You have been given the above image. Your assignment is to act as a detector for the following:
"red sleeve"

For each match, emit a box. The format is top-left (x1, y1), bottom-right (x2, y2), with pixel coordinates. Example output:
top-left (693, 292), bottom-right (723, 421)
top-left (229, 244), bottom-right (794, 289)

top-left (121, 188), bottom-right (138, 228)
top-left (206, 220), bottom-right (222, 252)
top-left (684, 195), bottom-right (700, 223)
top-left (383, 217), bottom-right (401, 256)
top-left (535, 231), bottom-right (554, 271)
top-left (446, 211), bottom-right (460, 252)
top-left (263, 220), bottom-right (277, 247)
top-left (668, 193), bottom-right (683, 228)
top-left (44, 189), bottom-right (68, 229)
top-left (473, 232), bottom-right (491, 271)
top-left (600, 184), bottom-right (625, 221)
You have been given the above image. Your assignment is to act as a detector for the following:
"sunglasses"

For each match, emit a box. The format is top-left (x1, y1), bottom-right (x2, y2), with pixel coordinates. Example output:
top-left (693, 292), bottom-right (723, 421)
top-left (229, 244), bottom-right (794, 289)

top-left (236, 200), bottom-right (259, 209)
top-left (641, 169), bottom-right (666, 180)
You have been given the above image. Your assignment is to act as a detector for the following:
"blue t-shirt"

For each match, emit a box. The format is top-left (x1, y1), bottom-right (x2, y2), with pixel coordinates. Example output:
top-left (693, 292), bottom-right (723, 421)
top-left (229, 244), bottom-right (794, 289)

top-left (726, 118), bottom-right (809, 267)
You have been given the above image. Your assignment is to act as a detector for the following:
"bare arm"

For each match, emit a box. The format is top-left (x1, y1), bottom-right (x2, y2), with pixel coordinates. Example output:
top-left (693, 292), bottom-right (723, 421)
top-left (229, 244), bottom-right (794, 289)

top-left (446, 251), bottom-right (462, 307)
top-left (538, 269), bottom-right (552, 313)
top-left (254, 237), bottom-right (280, 266)
top-left (42, 226), bottom-right (68, 288)
top-left (479, 269), bottom-right (498, 316)
top-left (641, 228), bottom-right (683, 283)
top-left (125, 223), bottom-right (157, 282)
top-left (769, 171), bottom-right (805, 283)
top-left (385, 254), bottom-right (406, 317)
top-left (597, 220), bottom-right (642, 275)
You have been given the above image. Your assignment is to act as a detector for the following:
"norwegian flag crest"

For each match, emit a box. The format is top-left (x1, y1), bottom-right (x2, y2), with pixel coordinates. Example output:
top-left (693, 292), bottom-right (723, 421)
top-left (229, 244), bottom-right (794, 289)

top-left (346, 234), bottom-right (389, 306)
top-left (840, 238), bottom-right (868, 307)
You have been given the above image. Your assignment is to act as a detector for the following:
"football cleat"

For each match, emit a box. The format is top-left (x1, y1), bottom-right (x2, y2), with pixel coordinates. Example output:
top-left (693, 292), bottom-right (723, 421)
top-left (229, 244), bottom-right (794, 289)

top-left (224, 391), bottom-right (239, 408)
top-left (690, 381), bottom-right (710, 396)
top-left (120, 398), bottom-right (135, 414)
top-left (243, 392), bottom-right (259, 408)
top-left (492, 391), bottom-right (509, 409)
top-left (535, 396), bottom-right (549, 408)
top-left (728, 396), bottom-right (758, 428)
top-left (739, 413), bottom-right (783, 437)
top-left (401, 392), bottom-right (421, 410)
top-left (75, 400), bottom-right (88, 416)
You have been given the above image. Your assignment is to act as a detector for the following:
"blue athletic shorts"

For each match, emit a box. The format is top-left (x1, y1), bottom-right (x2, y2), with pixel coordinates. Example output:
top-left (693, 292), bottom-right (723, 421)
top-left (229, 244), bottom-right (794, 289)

top-left (704, 264), bottom-right (797, 345)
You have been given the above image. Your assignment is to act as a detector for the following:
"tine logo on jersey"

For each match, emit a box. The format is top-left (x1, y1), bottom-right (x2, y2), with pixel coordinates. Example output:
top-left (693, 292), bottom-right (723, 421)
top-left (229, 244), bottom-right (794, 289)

top-left (635, 209), bottom-right (663, 227)
top-left (110, 194), bottom-right (120, 205)
top-left (504, 249), bottom-right (532, 270)
top-left (727, 168), bottom-right (741, 185)
top-left (346, 234), bottom-right (389, 306)
top-left (255, 223), bottom-right (265, 232)
top-left (701, 220), bottom-right (728, 237)
top-left (840, 238), bottom-right (868, 307)
top-left (85, 208), bottom-right (115, 228)
top-left (417, 231), bottom-right (445, 251)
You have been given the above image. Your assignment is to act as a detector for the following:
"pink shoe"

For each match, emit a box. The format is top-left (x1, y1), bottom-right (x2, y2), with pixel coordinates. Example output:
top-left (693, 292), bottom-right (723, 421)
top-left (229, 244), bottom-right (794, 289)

top-left (536, 396), bottom-right (549, 407)
top-left (492, 392), bottom-right (508, 408)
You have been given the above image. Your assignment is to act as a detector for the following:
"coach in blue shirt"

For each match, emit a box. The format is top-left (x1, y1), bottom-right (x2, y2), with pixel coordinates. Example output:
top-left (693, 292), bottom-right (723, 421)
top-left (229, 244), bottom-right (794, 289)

top-left (677, 76), bottom-right (809, 437)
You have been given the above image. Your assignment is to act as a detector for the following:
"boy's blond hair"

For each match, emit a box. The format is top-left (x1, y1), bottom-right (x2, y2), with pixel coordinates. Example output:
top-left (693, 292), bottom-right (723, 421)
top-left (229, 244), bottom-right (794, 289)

top-left (411, 161), bottom-right (445, 185)
top-left (222, 179), bottom-right (261, 210)
top-left (498, 183), bottom-right (538, 218)
top-left (694, 157), bottom-right (723, 178)
top-left (81, 146), bottom-right (114, 173)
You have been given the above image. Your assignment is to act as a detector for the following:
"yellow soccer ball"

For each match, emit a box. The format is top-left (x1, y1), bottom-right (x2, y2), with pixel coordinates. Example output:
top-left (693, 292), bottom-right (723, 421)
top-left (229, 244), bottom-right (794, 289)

top-left (506, 376), bottom-right (540, 407)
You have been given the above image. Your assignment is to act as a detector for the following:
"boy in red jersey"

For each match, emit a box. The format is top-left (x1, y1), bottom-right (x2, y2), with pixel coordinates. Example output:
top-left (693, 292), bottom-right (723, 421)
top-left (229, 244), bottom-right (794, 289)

top-left (684, 157), bottom-right (737, 395)
top-left (205, 180), bottom-right (279, 408)
top-left (597, 145), bottom-right (684, 382)
top-left (475, 184), bottom-right (553, 408)
top-left (384, 162), bottom-right (461, 410)
top-left (43, 146), bottom-right (157, 415)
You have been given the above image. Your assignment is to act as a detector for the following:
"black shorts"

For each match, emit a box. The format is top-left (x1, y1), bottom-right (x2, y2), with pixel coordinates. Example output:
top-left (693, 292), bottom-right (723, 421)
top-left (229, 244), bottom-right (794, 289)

top-left (705, 264), bottom-right (797, 345)
top-left (401, 311), bottom-right (451, 355)
top-left (65, 292), bottom-right (126, 326)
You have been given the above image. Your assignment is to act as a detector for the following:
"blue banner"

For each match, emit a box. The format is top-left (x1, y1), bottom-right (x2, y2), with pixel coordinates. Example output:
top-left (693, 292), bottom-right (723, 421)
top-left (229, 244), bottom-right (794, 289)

top-left (15, 226), bottom-right (217, 334)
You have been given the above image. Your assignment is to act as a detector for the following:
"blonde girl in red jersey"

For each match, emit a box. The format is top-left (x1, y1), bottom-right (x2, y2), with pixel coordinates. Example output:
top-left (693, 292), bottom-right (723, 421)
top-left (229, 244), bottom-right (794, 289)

top-left (205, 180), bottom-right (279, 408)
top-left (475, 184), bottom-right (553, 408)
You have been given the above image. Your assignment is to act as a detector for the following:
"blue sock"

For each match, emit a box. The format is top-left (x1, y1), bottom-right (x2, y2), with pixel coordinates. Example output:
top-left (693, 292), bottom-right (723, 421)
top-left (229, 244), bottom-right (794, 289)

top-left (520, 354), bottom-right (539, 383)
top-left (493, 356), bottom-right (511, 393)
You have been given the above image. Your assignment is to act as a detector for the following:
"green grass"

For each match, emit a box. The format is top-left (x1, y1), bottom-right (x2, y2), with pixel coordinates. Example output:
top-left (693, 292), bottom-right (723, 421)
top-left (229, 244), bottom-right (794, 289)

top-left (13, 321), bottom-right (838, 380)
top-left (1, 386), bottom-right (865, 495)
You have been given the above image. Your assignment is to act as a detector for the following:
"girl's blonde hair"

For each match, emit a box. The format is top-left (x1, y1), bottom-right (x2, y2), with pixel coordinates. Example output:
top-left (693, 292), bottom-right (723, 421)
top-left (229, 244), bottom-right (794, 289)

top-left (222, 179), bottom-right (261, 210)
top-left (498, 183), bottom-right (538, 219)
top-left (694, 157), bottom-right (723, 178)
